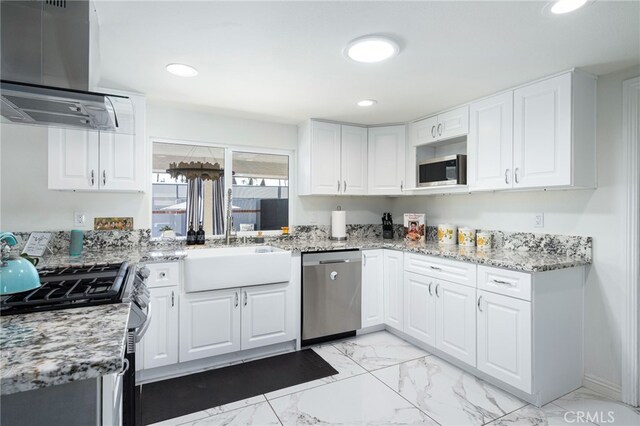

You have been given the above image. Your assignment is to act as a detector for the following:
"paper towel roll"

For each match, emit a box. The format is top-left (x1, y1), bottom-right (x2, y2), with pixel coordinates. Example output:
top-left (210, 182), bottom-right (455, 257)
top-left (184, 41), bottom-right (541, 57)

top-left (331, 210), bottom-right (347, 239)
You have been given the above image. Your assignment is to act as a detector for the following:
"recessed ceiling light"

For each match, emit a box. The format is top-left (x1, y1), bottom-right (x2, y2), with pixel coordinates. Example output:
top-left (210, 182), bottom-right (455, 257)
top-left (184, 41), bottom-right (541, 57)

top-left (166, 63), bottom-right (198, 77)
top-left (357, 99), bottom-right (377, 107)
top-left (549, 0), bottom-right (589, 14)
top-left (345, 36), bottom-right (399, 63)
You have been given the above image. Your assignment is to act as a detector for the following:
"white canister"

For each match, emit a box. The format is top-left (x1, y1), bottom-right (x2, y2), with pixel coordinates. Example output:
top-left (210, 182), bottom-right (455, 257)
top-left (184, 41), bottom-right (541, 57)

top-left (458, 227), bottom-right (476, 247)
top-left (437, 224), bottom-right (457, 245)
top-left (476, 232), bottom-right (493, 250)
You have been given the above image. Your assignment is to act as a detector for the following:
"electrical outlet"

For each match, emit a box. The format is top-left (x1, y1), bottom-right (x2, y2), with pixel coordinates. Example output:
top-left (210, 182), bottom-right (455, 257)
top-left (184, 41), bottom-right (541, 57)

top-left (73, 212), bottom-right (86, 227)
top-left (534, 213), bottom-right (544, 228)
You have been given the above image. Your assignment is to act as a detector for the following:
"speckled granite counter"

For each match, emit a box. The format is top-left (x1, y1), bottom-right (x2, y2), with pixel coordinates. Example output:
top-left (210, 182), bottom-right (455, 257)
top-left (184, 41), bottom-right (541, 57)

top-left (269, 238), bottom-right (590, 272)
top-left (0, 303), bottom-right (130, 395)
top-left (37, 247), bottom-right (188, 270)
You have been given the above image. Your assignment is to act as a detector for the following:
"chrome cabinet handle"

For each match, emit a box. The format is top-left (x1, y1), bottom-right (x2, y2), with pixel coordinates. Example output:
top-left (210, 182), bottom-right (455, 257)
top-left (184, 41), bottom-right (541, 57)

top-left (430, 265), bottom-right (441, 271)
top-left (102, 170), bottom-right (107, 186)
top-left (118, 358), bottom-right (130, 376)
top-left (431, 125), bottom-right (436, 138)
top-left (90, 170), bottom-right (95, 186)
top-left (171, 291), bottom-right (175, 307)
top-left (235, 292), bottom-right (239, 307)
top-left (337, 180), bottom-right (341, 192)
top-left (435, 283), bottom-right (440, 297)
top-left (244, 291), bottom-right (248, 306)
top-left (437, 123), bottom-right (442, 136)
top-left (514, 168), bottom-right (520, 184)
top-left (492, 279), bottom-right (513, 286)
top-left (400, 180), bottom-right (403, 191)
top-left (344, 180), bottom-right (347, 193)
top-left (428, 282), bottom-right (433, 296)
top-left (477, 295), bottom-right (483, 312)
top-left (363, 253), bottom-right (366, 267)
top-left (505, 169), bottom-right (510, 184)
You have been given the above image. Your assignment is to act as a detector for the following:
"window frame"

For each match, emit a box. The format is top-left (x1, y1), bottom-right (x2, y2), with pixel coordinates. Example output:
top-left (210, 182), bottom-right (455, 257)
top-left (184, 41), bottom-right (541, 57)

top-left (150, 137), bottom-right (294, 239)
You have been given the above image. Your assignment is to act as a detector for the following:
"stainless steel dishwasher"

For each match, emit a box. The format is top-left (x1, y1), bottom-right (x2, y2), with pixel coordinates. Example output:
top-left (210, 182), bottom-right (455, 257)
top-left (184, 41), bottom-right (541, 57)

top-left (302, 250), bottom-right (362, 346)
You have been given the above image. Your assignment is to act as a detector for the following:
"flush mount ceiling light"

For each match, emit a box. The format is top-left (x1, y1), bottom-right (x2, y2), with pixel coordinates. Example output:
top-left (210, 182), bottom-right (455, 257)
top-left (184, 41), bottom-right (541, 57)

top-left (166, 63), bottom-right (198, 77)
top-left (345, 36), bottom-right (399, 63)
top-left (357, 99), bottom-right (377, 107)
top-left (547, 0), bottom-right (590, 14)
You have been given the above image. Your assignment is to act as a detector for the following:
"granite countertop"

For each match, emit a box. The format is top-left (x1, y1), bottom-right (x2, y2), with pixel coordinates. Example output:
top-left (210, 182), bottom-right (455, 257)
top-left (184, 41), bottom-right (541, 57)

top-left (271, 237), bottom-right (590, 272)
top-left (0, 303), bottom-right (130, 395)
top-left (37, 247), bottom-right (188, 270)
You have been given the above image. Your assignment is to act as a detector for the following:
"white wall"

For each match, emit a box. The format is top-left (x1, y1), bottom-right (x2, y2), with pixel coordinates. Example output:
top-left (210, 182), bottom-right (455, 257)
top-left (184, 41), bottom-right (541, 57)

top-left (0, 123), bottom-right (150, 231)
top-left (392, 65), bottom-right (640, 393)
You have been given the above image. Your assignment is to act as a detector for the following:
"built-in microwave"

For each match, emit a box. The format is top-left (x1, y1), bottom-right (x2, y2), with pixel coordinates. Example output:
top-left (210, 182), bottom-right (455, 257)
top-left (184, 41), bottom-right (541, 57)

top-left (417, 154), bottom-right (467, 187)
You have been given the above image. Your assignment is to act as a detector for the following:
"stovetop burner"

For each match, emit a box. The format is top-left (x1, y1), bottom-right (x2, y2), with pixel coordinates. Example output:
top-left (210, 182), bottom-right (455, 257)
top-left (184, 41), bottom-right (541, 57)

top-left (1, 262), bottom-right (131, 315)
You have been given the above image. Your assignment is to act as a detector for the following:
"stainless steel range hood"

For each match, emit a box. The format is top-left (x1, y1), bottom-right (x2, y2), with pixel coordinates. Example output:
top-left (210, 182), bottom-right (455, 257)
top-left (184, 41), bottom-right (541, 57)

top-left (0, 0), bottom-right (133, 133)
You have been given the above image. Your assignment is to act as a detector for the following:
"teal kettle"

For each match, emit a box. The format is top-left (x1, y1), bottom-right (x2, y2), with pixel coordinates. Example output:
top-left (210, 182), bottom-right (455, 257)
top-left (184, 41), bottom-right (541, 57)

top-left (0, 232), bottom-right (41, 295)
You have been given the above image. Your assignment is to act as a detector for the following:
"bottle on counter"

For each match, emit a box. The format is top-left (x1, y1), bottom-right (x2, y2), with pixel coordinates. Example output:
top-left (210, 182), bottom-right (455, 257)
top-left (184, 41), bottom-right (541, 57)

top-left (186, 223), bottom-right (197, 245)
top-left (196, 222), bottom-right (205, 245)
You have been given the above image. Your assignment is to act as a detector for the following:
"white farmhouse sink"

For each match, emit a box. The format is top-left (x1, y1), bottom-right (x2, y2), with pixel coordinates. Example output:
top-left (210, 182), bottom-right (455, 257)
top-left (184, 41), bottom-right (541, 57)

top-left (183, 246), bottom-right (291, 292)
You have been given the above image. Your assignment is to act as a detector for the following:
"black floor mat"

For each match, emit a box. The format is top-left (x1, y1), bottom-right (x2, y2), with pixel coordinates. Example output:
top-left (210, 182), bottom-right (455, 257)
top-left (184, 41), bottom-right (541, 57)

top-left (137, 349), bottom-right (338, 425)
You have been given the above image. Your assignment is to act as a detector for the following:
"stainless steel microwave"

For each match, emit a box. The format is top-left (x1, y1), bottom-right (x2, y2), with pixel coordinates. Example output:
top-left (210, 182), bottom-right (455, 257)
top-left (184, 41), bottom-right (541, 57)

top-left (417, 154), bottom-right (467, 187)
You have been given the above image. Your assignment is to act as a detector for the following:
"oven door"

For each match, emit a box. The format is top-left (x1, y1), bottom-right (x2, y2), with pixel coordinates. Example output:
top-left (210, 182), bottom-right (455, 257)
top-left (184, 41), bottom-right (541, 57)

top-left (418, 155), bottom-right (461, 187)
top-left (122, 302), bottom-right (151, 426)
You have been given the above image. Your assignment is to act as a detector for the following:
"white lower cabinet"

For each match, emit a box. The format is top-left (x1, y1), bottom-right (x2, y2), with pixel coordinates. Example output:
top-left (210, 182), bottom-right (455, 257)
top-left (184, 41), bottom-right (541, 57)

top-left (179, 288), bottom-right (241, 362)
top-left (403, 272), bottom-right (436, 345)
top-left (179, 283), bottom-right (295, 363)
top-left (383, 250), bottom-right (404, 330)
top-left (362, 250), bottom-right (384, 328)
top-left (240, 283), bottom-right (295, 350)
top-left (477, 289), bottom-right (532, 392)
top-left (143, 286), bottom-right (179, 369)
top-left (435, 279), bottom-right (476, 366)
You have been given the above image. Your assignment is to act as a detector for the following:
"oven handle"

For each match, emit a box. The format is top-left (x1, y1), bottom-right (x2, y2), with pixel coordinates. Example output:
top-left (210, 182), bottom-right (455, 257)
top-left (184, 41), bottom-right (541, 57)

top-left (135, 302), bottom-right (152, 343)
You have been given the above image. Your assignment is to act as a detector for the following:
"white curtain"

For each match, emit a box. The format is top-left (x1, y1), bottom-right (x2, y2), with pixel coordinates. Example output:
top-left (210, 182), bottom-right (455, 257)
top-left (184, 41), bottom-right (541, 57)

top-left (186, 178), bottom-right (204, 229)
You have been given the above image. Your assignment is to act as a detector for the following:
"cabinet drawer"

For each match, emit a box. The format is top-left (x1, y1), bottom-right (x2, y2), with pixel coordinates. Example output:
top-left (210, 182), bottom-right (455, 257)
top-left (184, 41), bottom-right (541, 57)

top-left (404, 254), bottom-right (476, 287)
top-left (477, 266), bottom-right (531, 301)
top-left (145, 262), bottom-right (181, 288)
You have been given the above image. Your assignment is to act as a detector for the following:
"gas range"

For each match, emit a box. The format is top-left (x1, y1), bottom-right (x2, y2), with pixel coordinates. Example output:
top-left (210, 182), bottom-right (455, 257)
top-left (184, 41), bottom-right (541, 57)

top-left (0, 262), bottom-right (149, 316)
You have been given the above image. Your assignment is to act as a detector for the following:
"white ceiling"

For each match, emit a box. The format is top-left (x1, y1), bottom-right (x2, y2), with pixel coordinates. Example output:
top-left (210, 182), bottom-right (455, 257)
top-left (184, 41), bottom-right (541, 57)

top-left (94, 1), bottom-right (640, 125)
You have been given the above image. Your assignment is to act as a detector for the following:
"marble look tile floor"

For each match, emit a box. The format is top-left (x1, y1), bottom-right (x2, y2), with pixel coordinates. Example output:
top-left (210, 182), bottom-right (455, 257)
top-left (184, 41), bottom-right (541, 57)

top-left (150, 331), bottom-right (640, 426)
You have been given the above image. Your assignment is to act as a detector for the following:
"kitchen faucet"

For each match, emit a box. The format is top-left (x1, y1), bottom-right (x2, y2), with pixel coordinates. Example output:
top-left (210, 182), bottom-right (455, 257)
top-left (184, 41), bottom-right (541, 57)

top-left (225, 188), bottom-right (235, 244)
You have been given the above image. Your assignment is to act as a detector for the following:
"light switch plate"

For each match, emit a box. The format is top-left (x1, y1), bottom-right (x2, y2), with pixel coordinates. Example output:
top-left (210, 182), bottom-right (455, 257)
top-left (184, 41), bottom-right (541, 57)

top-left (73, 212), bottom-right (86, 227)
top-left (534, 213), bottom-right (544, 228)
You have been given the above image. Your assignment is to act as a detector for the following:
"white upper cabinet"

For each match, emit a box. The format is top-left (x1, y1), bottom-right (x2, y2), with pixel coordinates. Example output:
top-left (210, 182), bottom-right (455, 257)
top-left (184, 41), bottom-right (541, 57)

top-left (411, 106), bottom-right (469, 147)
top-left (48, 93), bottom-right (146, 192)
top-left (368, 125), bottom-right (406, 195)
top-left (310, 121), bottom-right (342, 194)
top-left (99, 132), bottom-right (145, 191)
top-left (298, 120), bottom-right (367, 195)
top-left (468, 71), bottom-right (596, 192)
top-left (362, 250), bottom-right (384, 328)
top-left (341, 125), bottom-right (368, 195)
top-left (48, 128), bottom-right (100, 190)
top-left (468, 91), bottom-right (514, 190)
top-left (513, 73), bottom-right (572, 189)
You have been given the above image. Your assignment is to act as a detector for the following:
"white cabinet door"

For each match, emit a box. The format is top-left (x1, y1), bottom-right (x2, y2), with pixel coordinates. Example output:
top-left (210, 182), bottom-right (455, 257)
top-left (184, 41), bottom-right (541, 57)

top-left (435, 279), bottom-right (476, 366)
top-left (368, 126), bottom-right (406, 195)
top-left (143, 287), bottom-right (178, 369)
top-left (362, 250), bottom-right (384, 328)
top-left (513, 73), bottom-right (572, 188)
top-left (311, 121), bottom-right (342, 194)
top-left (468, 92), bottom-right (514, 191)
top-left (383, 250), bottom-right (404, 330)
top-left (341, 125), bottom-right (368, 195)
top-left (404, 272), bottom-right (436, 346)
top-left (477, 290), bottom-right (532, 392)
top-left (410, 116), bottom-right (438, 146)
top-left (437, 106), bottom-right (469, 141)
top-left (240, 282), bottom-right (295, 350)
top-left (99, 132), bottom-right (144, 191)
top-left (48, 128), bottom-right (99, 190)
top-left (179, 288), bottom-right (241, 362)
